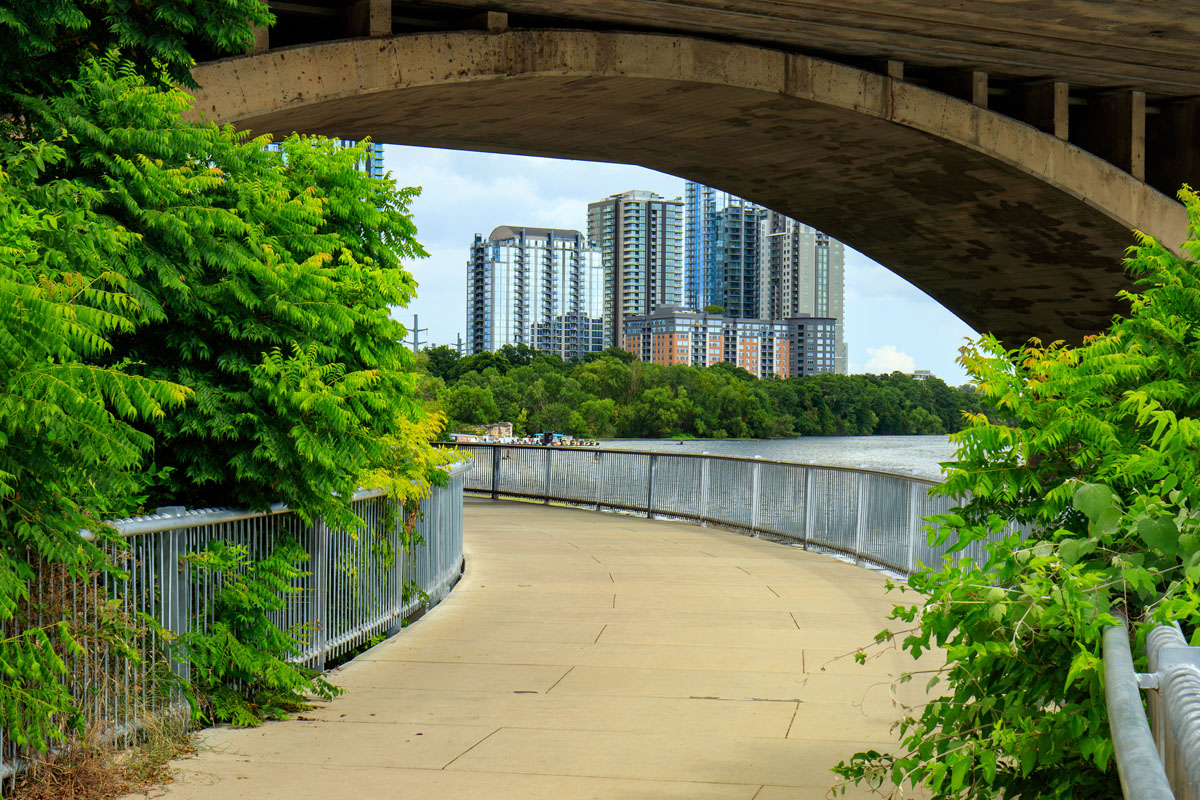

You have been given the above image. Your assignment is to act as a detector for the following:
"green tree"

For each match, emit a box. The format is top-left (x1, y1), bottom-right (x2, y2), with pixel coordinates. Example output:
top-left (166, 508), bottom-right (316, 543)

top-left (422, 345), bottom-right (461, 381)
top-left (442, 383), bottom-right (500, 425)
top-left (28, 59), bottom-right (444, 526)
top-left (0, 146), bottom-right (190, 751)
top-left (0, 0), bottom-right (444, 744)
top-left (836, 188), bottom-right (1200, 798)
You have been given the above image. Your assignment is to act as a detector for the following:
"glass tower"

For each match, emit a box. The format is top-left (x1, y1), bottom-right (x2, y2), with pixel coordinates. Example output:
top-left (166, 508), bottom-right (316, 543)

top-left (466, 226), bottom-right (604, 361)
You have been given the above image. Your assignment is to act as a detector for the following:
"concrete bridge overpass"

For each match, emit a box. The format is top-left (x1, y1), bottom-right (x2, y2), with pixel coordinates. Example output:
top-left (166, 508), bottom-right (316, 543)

top-left (148, 499), bottom-right (934, 799)
top-left (189, 1), bottom-right (1199, 344)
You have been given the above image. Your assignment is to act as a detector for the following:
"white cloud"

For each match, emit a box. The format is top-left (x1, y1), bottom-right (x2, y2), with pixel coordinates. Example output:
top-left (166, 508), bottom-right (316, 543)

top-left (864, 345), bottom-right (916, 374)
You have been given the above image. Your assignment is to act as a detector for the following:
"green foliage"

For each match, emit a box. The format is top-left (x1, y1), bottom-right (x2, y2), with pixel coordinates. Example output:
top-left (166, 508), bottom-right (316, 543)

top-left (834, 187), bottom-right (1200, 799)
top-left (425, 347), bottom-right (985, 439)
top-left (16, 56), bottom-right (447, 528)
top-left (179, 538), bottom-right (340, 727)
top-left (0, 140), bottom-right (189, 755)
top-left (0, 0), bottom-right (441, 762)
top-left (0, 0), bottom-right (270, 108)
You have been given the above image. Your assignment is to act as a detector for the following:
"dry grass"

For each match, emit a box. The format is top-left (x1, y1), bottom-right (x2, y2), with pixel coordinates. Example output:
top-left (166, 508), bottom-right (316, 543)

top-left (8, 716), bottom-right (194, 800)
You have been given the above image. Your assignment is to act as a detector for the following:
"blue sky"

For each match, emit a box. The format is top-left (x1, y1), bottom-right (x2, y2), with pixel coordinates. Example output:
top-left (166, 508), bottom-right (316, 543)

top-left (384, 145), bottom-right (978, 384)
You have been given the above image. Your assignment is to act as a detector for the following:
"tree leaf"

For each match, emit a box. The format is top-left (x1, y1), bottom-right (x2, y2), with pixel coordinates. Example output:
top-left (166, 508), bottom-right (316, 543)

top-left (1073, 484), bottom-right (1114, 523)
top-left (1137, 517), bottom-right (1179, 558)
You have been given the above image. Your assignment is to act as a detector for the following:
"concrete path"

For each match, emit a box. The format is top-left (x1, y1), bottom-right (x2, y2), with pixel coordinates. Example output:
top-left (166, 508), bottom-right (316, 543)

top-left (144, 499), bottom-right (936, 800)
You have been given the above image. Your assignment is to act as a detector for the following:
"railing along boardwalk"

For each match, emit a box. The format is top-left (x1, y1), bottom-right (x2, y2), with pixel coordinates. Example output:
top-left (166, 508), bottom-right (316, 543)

top-left (144, 498), bottom-right (939, 800)
top-left (110, 445), bottom-right (1198, 800)
top-left (0, 464), bottom-right (468, 787)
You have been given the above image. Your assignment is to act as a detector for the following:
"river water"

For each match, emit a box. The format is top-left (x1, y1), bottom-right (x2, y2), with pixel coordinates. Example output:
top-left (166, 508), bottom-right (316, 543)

top-left (599, 435), bottom-right (957, 481)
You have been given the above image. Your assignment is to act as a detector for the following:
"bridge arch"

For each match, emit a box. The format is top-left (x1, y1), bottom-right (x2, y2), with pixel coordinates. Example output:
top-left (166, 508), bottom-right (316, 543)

top-left (190, 29), bottom-right (1188, 343)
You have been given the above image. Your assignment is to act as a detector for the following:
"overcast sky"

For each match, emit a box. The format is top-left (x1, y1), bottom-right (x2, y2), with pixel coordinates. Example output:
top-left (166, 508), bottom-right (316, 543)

top-left (384, 144), bottom-right (978, 384)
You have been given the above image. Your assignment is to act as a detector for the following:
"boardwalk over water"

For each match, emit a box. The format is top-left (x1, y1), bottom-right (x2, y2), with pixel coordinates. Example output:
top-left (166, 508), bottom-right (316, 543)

top-left (146, 499), bottom-right (934, 800)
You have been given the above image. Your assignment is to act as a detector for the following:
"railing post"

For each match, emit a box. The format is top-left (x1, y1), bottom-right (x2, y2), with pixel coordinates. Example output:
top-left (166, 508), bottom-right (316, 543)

top-left (750, 459), bottom-right (762, 532)
top-left (389, 495), bottom-right (405, 635)
top-left (543, 447), bottom-right (553, 504)
top-left (647, 454), bottom-right (658, 518)
top-left (905, 481), bottom-right (922, 576)
top-left (491, 445), bottom-right (501, 500)
top-left (853, 473), bottom-right (868, 566)
top-left (802, 468), bottom-right (813, 549)
top-left (699, 455), bottom-right (710, 526)
top-left (308, 520), bottom-right (329, 670)
top-left (594, 450), bottom-right (604, 511)
top-left (162, 526), bottom-right (190, 682)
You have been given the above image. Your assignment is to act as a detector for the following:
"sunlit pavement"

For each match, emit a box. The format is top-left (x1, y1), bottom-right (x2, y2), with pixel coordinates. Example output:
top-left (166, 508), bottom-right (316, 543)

top-left (137, 499), bottom-right (937, 800)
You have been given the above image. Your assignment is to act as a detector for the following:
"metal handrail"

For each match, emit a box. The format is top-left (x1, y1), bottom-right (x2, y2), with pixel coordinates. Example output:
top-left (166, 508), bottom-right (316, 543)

top-left (441, 441), bottom-right (943, 485)
top-left (1104, 618), bottom-right (1176, 800)
top-left (435, 442), bottom-right (963, 579)
top-left (1144, 624), bottom-right (1200, 799)
top-left (2, 460), bottom-right (471, 786)
top-left (439, 442), bottom-right (1196, 799)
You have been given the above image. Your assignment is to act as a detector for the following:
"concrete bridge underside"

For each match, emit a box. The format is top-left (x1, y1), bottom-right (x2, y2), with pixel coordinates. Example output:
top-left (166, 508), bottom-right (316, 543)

top-left (146, 500), bottom-right (935, 799)
top-left (192, 29), bottom-right (1190, 344)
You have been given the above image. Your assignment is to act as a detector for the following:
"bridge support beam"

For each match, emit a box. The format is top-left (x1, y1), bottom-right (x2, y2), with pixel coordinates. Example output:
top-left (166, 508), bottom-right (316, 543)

top-left (246, 25), bottom-right (269, 54)
top-left (1148, 100), bottom-right (1200, 198)
top-left (943, 69), bottom-right (989, 108)
top-left (1075, 90), bottom-right (1147, 181)
top-left (1019, 80), bottom-right (1070, 140)
top-left (348, 0), bottom-right (392, 37)
top-left (468, 11), bottom-right (509, 33)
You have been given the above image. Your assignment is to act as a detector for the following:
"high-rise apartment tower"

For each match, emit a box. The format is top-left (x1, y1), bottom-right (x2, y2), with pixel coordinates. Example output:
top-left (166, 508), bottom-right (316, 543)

top-left (684, 183), bottom-right (763, 318)
top-left (466, 226), bottom-right (604, 360)
top-left (758, 211), bottom-right (847, 373)
top-left (587, 190), bottom-right (683, 348)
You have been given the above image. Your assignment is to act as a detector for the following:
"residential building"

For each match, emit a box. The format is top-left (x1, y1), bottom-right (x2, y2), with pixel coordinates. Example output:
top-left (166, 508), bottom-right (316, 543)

top-left (466, 226), bottom-right (605, 360)
top-left (587, 190), bottom-right (684, 348)
top-left (684, 183), bottom-right (764, 317)
top-left (621, 306), bottom-right (840, 379)
top-left (265, 138), bottom-right (385, 180)
top-left (787, 316), bottom-right (841, 376)
top-left (355, 140), bottom-right (385, 180)
top-left (684, 183), bottom-right (848, 374)
top-left (758, 211), bottom-right (848, 373)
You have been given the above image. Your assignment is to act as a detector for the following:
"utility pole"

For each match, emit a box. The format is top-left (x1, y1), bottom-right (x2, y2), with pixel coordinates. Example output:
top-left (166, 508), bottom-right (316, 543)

top-left (455, 333), bottom-right (464, 355)
top-left (407, 314), bottom-right (428, 353)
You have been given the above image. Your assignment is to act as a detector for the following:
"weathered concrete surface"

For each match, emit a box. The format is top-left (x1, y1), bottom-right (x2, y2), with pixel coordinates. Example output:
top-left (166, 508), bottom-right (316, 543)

top-left (362, 0), bottom-right (1200, 98)
top-left (137, 499), bottom-right (936, 799)
top-left (190, 30), bottom-right (1189, 345)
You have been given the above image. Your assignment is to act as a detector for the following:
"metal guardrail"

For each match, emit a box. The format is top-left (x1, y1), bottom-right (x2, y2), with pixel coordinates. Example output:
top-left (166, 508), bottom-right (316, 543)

top-left (1105, 616), bottom-right (1200, 800)
top-left (439, 443), bottom-right (1199, 799)
top-left (0, 460), bottom-right (469, 783)
top-left (1105, 619), bottom-right (1177, 800)
top-left (435, 442), bottom-right (968, 576)
top-left (1143, 623), bottom-right (1200, 799)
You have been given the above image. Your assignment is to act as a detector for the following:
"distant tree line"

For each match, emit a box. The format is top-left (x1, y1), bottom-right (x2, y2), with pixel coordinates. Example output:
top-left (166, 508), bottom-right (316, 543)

top-left (418, 344), bottom-right (989, 439)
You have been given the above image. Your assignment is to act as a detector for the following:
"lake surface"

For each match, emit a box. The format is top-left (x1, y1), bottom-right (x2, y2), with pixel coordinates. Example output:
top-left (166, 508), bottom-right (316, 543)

top-left (599, 435), bottom-right (957, 481)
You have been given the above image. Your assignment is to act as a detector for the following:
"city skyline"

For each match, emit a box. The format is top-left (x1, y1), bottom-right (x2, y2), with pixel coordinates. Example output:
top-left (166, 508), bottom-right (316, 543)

top-left (385, 144), bottom-right (978, 384)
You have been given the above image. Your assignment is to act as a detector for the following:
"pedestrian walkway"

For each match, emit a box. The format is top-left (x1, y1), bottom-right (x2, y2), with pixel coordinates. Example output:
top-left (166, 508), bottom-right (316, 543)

top-left (144, 499), bottom-right (936, 799)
